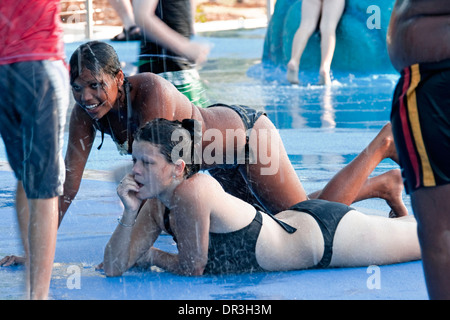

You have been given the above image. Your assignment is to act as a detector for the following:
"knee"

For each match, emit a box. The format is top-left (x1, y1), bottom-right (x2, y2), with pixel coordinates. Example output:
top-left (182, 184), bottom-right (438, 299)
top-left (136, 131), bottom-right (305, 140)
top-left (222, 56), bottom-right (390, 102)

top-left (296, 21), bottom-right (318, 39)
top-left (302, 27), bottom-right (317, 39)
top-left (319, 22), bottom-right (337, 38)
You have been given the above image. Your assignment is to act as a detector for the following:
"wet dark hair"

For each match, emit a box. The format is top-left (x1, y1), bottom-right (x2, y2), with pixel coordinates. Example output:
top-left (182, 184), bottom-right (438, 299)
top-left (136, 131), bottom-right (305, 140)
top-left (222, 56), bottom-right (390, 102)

top-left (134, 118), bottom-right (202, 178)
top-left (69, 41), bottom-right (121, 84)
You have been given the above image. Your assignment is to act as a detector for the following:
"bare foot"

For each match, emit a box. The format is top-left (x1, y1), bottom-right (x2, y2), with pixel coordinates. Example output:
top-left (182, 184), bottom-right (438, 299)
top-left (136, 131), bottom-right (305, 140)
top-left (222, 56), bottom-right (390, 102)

top-left (368, 122), bottom-right (400, 164)
top-left (379, 169), bottom-right (408, 217)
top-left (287, 61), bottom-right (299, 84)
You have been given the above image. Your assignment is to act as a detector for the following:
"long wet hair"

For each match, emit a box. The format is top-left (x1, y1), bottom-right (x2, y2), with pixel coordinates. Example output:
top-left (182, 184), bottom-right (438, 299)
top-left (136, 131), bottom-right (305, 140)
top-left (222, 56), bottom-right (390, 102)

top-left (69, 41), bottom-right (121, 84)
top-left (134, 118), bottom-right (202, 178)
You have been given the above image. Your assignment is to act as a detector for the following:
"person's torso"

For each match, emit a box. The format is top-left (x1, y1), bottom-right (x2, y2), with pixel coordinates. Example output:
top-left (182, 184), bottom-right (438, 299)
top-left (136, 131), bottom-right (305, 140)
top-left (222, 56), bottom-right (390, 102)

top-left (0, 0), bottom-right (64, 65)
top-left (387, 0), bottom-right (450, 71)
top-left (139, 0), bottom-right (193, 73)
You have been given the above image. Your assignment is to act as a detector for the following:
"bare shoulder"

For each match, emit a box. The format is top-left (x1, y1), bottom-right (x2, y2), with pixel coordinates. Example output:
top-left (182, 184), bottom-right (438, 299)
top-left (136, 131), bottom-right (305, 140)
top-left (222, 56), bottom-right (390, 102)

top-left (172, 174), bottom-right (223, 207)
top-left (176, 173), bottom-right (222, 195)
top-left (128, 72), bottom-right (191, 121)
top-left (129, 73), bottom-right (178, 94)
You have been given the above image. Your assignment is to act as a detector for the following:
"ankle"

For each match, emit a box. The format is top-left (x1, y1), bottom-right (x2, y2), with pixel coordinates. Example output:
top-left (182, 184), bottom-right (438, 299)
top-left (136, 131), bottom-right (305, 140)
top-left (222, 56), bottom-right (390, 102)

top-left (288, 60), bottom-right (298, 71)
top-left (319, 69), bottom-right (331, 85)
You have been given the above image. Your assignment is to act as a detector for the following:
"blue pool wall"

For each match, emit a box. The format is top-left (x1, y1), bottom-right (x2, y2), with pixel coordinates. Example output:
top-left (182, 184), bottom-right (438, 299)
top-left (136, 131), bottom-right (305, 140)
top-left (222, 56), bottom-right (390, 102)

top-left (262, 0), bottom-right (396, 74)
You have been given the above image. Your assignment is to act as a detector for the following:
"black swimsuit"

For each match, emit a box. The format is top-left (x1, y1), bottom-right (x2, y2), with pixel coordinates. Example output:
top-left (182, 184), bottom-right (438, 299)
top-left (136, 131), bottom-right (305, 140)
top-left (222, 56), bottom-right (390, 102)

top-left (203, 210), bottom-right (265, 274)
top-left (206, 104), bottom-right (270, 212)
top-left (289, 200), bottom-right (354, 269)
top-left (163, 207), bottom-right (294, 275)
top-left (163, 199), bottom-right (353, 274)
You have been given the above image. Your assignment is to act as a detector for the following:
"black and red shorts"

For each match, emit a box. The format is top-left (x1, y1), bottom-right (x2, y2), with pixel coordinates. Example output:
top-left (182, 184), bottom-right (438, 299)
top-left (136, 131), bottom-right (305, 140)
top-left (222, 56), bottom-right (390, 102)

top-left (391, 59), bottom-right (450, 194)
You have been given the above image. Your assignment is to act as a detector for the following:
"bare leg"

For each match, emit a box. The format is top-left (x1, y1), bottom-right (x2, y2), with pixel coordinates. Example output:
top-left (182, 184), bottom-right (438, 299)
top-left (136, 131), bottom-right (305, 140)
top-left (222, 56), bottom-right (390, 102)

top-left (16, 182), bottom-right (30, 261)
top-left (318, 0), bottom-right (345, 85)
top-left (310, 123), bottom-right (408, 216)
top-left (247, 121), bottom-right (406, 215)
top-left (352, 169), bottom-right (407, 217)
top-left (27, 197), bottom-right (58, 300)
top-left (287, 0), bottom-right (323, 84)
top-left (332, 209), bottom-right (420, 267)
top-left (412, 185), bottom-right (450, 299)
top-left (247, 116), bottom-right (309, 214)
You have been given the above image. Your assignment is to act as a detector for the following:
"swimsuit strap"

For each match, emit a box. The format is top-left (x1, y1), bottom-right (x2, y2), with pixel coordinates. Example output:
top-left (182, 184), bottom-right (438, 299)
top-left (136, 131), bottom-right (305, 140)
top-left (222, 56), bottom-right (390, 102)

top-left (251, 203), bottom-right (296, 234)
top-left (96, 78), bottom-right (133, 153)
top-left (124, 77), bottom-right (133, 154)
top-left (163, 207), bottom-right (177, 243)
top-left (97, 127), bottom-right (105, 150)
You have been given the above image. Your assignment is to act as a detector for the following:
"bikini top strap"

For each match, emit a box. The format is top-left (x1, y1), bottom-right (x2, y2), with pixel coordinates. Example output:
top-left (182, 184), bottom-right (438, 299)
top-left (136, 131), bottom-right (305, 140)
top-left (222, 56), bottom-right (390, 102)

top-left (163, 207), bottom-right (177, 243)
top-left (124, 77), bottom-right (133, 154)
top-left (93, 120), bottom-right (105, 150)
top-left (264, 211), bottom-right (297, 234)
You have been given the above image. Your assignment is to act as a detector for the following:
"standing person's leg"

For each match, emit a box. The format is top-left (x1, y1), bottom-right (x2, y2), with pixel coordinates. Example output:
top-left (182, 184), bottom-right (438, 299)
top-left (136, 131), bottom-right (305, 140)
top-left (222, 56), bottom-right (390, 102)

top-left (19, 60), bottom-right (68, 299)
top-left (0, 64), bottom-right (29, 268)
top-left (12, 184), bottom-right (59, 300)
top-left (411, 186), bottom-right (450, 299)
top-left (27, 197), bottom-right (59, 299)
top-left (318, 0), bottom-right (345, 85)
top-left (287, 0), bottom-right (323, 84)
top-left (25, 60), bottom-right (68, 299)
top-left (390, 60), bottom-right (450, 299)
top-left (15, 183), bottom-right (29, 265)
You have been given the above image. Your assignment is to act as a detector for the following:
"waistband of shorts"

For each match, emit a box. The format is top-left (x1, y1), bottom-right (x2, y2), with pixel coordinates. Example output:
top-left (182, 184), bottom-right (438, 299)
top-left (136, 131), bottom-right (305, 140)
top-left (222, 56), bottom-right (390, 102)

top-left (157, 69), bottom-right (200, 85)
top-left (401, 58), bottom-right (450, 75)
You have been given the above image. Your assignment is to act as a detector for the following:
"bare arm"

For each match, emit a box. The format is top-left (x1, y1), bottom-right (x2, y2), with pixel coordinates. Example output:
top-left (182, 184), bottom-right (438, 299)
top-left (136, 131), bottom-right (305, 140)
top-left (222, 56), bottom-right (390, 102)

top-left (103, 174), bottom-right (164, 277)
top-left (59, 106), bottom-right (96, 225)
top-left (141, 175), bottom-right (212, 276)
top-left (132, 0), bottom-right (209, 64)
